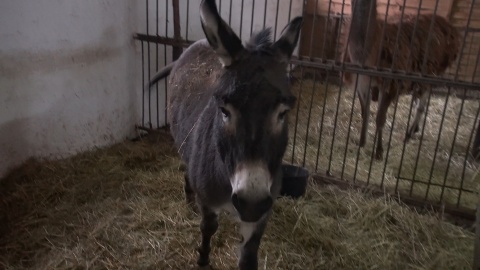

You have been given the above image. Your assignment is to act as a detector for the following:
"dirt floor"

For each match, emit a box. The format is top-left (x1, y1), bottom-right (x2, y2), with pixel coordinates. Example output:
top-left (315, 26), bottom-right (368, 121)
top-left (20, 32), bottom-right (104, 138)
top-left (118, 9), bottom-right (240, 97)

top-left (285, 72), bottom-right (480, 210)
top-left (0, 130), bottom-right (475, 270)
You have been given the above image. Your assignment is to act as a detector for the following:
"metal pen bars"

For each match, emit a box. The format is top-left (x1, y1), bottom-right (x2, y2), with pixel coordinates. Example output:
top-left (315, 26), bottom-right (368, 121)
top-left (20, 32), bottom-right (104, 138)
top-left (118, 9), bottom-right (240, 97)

top-left (134, 0), bottom-right (480, 220)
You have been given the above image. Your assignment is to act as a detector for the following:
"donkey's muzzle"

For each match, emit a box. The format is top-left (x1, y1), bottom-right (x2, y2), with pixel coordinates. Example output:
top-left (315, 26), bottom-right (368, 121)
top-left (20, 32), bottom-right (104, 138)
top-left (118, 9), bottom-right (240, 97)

top-left (232, 193), bottom-right (273, 222)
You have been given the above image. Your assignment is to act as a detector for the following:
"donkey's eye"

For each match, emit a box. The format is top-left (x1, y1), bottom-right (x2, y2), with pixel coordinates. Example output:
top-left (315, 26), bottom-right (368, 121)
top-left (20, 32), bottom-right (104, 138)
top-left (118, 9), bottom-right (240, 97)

top-left (278, 110), bottom-right (289, 121)
top-left (220, 107), bottom-right (230, 122)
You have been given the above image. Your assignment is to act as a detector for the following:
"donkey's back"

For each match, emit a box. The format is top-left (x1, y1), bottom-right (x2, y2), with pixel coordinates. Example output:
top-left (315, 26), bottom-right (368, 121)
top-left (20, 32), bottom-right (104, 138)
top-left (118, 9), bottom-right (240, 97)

top-left (166, 39), bottom-right (222, 160)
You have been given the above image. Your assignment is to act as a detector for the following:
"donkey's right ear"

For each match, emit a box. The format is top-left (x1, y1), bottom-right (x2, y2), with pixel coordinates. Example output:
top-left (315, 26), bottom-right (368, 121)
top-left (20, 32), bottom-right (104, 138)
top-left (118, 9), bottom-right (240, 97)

top-left (200, 0), bottom-right (244, 67)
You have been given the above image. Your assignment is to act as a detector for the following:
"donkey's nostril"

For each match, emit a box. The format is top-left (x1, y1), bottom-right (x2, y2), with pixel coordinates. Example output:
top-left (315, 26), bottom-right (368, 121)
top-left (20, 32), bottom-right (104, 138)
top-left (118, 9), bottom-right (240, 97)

top-left (231, 193), bottom-right (273, 222)
top-left (231, 193), bottom-right (245, 212)
top-left (259, 196), bottom-right (273, 214)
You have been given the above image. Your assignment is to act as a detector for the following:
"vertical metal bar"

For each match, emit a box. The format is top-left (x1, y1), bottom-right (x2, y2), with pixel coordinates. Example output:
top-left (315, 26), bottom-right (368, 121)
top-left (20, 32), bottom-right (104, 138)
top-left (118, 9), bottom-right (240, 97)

top-left (472, 118), bottom-right (480, 160)
top-left (439, 87), bottom-right (467, 202)
top-left (302, 72), bottom-right (318, 167)
top-left (172, 0), bottom-right (182, 61)
top-left (396, 0), bottom-right (423, 194)
top-left (250, 0), bottom-right (255, 36)
top-left (287, 0), bottom-right (293, 22)
top-left (452, 0), bottom-right (476, 82)
top-left (164, 0), bottom-right (168, 126)
top-left (458, 104), bottom-right (480, 207)
top-left (156, 0), bottom-right (159, 128)
top-left (405, 0), bottom-right (424, 71)
top-left (380, 92), bottom-right (401, 188)
top-left (341, 73), bottom-right (359, 179)
top-left (409, 88), bottom-right (433, 196)
top-left (472, 44), bottom-right (480, 83)
top-left (425, 86), bottom-right (451, 201)
top-left (147, 0), bottom-right (152, 128)
top-left (375, 0), bottom-right (392, 67)
top-left (420, 0), bottom-right (440, 74)
top-left (273, 0), bottom-right (280, 41)
top-left (141, 41), bottom-right (145, 127)
top-left (185, 0), bottom-right (189, 41)
top-left (362, 0), bottom-right (393, 185)
top-left (327, 77), bottom-right (345, 175)
top-left (263, 0), bottom-right (267, 29)
top-left (320, 0), bottom-right (333, 60)
top-left (186, 0), bottom-right (190, 41)
top-left (308, 0), bottom-right (320, 59)
top-left (338, 0), bottom-right (350, 63)
top-left (239, 0), bottom-right (244, 39)
top-left (314, 71), bottom-right (330, 172)
top-left (474, 203), bottom-right (480, 270)
top-left (229, 0), bottom-right (233, 26)
top-left (390, 0), bottom-right (408, 71)
top-left (395, 95), bottom-right (416, 193)
top-left (291, 66), bottom-right (305, 164)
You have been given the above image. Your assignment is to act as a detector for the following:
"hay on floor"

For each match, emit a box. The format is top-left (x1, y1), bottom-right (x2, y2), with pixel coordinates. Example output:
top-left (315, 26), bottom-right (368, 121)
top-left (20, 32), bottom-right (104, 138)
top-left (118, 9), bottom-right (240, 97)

top-left (0, 131), bottom-right (475, 269)
top-left (285, 73), bottom-right (480, 210)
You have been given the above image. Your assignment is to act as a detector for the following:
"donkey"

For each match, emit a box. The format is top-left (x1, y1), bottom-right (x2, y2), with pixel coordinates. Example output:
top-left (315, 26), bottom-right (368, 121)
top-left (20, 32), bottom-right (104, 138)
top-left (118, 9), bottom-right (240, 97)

top-left (342, 0), bottom-right (459, 160)
top-left (148, 0), bottom-right (303, 268)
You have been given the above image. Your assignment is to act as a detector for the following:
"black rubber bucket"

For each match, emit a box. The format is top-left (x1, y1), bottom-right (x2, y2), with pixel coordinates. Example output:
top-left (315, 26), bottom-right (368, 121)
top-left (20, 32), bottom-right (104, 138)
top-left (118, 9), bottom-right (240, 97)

top-left (280, 164), bottom-right (309, 198)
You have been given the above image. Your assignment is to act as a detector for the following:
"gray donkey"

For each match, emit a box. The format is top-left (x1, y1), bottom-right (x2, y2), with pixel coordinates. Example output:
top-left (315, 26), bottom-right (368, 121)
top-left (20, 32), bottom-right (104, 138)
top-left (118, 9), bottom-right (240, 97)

top-left (147, 0), bottom-right (303, 269)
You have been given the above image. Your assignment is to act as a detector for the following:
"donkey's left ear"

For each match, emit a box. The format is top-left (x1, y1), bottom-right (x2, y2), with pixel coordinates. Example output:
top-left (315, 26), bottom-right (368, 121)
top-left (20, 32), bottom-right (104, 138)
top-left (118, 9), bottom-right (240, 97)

top-left (200, 0), bottom-right (244, 67)
top-left (272, 17), bottom-right (304, 64)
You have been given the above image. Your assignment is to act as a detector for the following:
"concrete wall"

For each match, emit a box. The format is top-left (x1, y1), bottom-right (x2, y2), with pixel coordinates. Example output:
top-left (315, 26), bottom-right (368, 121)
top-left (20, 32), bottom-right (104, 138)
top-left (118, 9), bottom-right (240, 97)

top-left (0, 0), bottom-right (142, 177)
top-left (0, 0), bottom-right (304, 177)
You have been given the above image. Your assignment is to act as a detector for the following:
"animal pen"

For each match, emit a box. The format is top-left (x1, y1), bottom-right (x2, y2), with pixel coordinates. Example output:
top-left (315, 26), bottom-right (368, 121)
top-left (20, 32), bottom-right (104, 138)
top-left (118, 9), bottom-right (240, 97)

top-left (136, 0), bottom-right (480, 220)
top-left (1, 0), bottom-right (480, 269)
top-left (130, 0), bottom-right (480, 267)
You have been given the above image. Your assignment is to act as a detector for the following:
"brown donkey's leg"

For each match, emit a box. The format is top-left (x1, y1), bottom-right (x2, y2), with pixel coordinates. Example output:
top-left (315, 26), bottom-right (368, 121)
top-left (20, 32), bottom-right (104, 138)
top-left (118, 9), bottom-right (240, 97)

top-left (375, 90), bottom-right (394, 160)
top-left (356, 74), bottom-right (372, 147)
top-left (406, 88), bottom-right (429, 142)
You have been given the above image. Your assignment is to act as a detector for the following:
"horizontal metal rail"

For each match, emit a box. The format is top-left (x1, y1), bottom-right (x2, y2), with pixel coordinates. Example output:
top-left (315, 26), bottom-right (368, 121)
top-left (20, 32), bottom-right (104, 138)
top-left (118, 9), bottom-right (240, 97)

top-left (134, 33), bottom-right (480, 91)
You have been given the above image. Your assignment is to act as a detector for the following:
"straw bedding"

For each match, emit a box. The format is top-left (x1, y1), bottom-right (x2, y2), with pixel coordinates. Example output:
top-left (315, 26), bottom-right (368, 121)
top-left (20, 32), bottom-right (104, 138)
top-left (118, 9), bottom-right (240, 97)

top-left (0, 129), bottom-right (475, 269)
top-left (285, 75), bottom-right (480, 210)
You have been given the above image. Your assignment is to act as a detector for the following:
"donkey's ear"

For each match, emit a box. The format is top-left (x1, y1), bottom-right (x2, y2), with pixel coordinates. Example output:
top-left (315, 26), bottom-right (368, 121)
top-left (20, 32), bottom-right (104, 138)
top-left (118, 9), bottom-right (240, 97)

top-left (200, 0), bottom-right (244, 67)
top-left (272, 17), bottom-right (304, 64)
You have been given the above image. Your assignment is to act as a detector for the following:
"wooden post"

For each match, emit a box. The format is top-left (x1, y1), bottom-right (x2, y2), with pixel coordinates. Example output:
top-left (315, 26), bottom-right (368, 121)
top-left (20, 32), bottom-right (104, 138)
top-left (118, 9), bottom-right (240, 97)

top-left (474, 202), bottom-right (480, 270)
top-left (172, 0), bottom-right (182, 61)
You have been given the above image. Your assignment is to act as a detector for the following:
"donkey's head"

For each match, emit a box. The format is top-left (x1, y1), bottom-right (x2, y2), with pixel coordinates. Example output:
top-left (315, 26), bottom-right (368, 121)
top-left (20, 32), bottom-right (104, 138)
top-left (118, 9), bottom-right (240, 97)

top-left (200, 0), bottom-right (303, 222)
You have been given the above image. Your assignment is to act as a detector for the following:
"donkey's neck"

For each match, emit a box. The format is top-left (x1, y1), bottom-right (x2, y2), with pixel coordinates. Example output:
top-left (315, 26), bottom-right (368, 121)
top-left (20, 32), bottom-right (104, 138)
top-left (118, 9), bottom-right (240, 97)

top-left (348, 0), bottom-right (378, 64)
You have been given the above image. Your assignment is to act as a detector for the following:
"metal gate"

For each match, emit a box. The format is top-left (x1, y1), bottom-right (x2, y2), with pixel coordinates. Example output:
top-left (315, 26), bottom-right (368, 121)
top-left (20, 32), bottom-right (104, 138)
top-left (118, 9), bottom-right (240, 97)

top-left (134, 0), bottom-right (480, 221)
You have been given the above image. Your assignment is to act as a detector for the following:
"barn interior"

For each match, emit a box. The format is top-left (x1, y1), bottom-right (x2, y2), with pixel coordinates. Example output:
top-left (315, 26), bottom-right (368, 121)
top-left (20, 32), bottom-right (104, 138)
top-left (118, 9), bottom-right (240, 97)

top-left (1, 0), bottom-right (479, 269)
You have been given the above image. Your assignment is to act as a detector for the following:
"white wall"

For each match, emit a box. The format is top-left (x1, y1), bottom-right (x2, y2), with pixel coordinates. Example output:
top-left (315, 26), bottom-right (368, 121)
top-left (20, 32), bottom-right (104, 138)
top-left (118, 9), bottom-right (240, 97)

top-left (0, 0), bottom-right (142, 177)
top-left (0, 0), bottom-right (304, 177)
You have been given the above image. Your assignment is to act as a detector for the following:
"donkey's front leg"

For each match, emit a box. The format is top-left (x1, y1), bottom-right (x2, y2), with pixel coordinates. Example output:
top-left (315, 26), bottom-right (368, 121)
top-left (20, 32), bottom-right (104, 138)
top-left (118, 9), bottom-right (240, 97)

top-left (355, 74), bottom-right (372, 147)
top-left (197, 205), bottom-right (218, 267)
top-left (238, 215), bottom-right (270, 270)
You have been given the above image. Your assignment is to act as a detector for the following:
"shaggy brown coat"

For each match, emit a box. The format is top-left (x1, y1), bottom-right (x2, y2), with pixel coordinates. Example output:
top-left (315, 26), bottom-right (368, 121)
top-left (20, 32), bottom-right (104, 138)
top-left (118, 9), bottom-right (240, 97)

top-left (342, 0), bottom-right (460, 160)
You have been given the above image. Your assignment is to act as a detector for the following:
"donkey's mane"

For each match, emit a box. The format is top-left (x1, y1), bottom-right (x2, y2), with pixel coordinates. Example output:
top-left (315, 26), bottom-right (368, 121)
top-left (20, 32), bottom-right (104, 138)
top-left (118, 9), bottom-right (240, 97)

top-left (245, 28), bottom-right (273, 53)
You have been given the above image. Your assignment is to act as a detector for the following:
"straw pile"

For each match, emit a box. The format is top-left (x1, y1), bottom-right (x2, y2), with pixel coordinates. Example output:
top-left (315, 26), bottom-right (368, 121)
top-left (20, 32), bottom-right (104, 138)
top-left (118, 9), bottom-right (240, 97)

top-left (0, 130), bottom-right (475, 269)
top-left (285, 73), bottom-right (480, 210)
